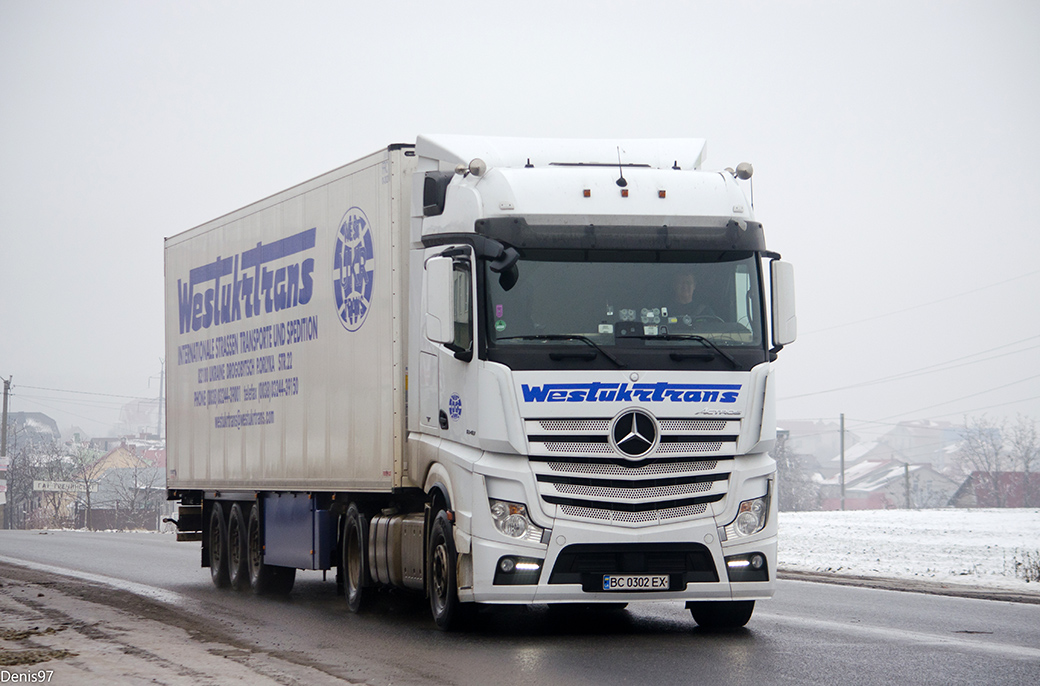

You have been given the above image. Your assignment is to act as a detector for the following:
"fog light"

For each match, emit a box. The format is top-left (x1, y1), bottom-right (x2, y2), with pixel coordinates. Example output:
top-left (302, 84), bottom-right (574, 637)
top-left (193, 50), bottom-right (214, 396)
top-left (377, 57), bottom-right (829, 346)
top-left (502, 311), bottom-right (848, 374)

top-left (724, 553), bottom-right (769, 582)
top-left (493, 556), bottom-right (544, 585)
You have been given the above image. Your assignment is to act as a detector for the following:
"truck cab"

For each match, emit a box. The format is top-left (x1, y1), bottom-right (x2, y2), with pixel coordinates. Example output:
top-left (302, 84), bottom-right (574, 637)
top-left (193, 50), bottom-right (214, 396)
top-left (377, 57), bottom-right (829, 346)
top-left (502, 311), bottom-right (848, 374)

top-left (407, 136), bottom-right (796, 627)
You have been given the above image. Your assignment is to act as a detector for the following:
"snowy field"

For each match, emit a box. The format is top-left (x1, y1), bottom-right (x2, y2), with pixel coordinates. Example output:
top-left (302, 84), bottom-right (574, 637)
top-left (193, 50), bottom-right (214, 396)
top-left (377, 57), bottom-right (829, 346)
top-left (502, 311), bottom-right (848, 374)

top-left (778, 508), bottom-right (1040, 593)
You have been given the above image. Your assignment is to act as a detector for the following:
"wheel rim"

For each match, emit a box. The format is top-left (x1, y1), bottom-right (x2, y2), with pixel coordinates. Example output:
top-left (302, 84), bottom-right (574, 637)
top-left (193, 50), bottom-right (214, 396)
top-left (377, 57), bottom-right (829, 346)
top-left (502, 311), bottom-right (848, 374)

top-left (248, 514), bottom-right (262, 581)
top-left (431, 537), bottom-right (448, 610)
top-left (347, 525), bottom-right (362, 590)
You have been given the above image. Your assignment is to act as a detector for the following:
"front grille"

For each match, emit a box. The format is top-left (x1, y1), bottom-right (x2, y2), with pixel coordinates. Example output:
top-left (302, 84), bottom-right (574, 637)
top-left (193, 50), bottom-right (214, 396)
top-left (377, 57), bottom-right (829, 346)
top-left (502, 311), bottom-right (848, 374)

top-left (559, 502), bottom-right (708, 523)
top-left (656, 441), bottom-right (724, 454)
top-left (552, 480), bottom-right (713, 500)
top-left (544, 442), bottom-right (614, 455)
top-left (538, 419), bottom-right (610, 432)
top-left (528, 417), bottom-right (736, 526)
top-left (659, 419), bottom-right (728, 432)
top-left (546, 459), bottom-right (718, 476)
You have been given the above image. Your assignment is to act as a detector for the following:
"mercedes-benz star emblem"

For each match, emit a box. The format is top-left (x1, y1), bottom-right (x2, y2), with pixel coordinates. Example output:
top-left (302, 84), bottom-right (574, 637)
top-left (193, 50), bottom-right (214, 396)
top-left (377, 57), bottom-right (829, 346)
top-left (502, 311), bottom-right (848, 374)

top-left (611, 410), bottom-right (658, 458)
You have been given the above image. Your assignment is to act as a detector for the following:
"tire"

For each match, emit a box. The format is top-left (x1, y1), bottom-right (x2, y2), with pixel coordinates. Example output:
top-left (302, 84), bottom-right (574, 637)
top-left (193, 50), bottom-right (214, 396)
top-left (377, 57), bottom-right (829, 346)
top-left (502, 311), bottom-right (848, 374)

top-left (688, 600), bottom-right (755, 629)
top-left (208, 501), bottom-right (230, 589)
top-left (247, 502), bottom-right (295, 596)
top-left (342, 503), bottom-right (370, 612)
top-left (227, 504), bottom-right (250, 591)
top-left (428, 510), bottom-right (468, 631)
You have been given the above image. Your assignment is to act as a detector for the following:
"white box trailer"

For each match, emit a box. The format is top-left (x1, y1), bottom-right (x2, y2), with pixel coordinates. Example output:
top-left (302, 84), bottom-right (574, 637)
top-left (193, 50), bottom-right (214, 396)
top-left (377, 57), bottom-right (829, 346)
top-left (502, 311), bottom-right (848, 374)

top-left (166, 146), bottom-right (412, 493)
top-left (165, 135), bottom-right (796, 629)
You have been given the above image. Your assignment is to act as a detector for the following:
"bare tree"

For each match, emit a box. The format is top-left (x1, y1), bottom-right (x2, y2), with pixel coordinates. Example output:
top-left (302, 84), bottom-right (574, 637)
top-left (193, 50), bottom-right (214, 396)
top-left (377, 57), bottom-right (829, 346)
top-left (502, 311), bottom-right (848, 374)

top-left (958, 416), bottom-right (1011, 507)
top-left (107, 449), bottom-right (164, 529)
top-left (6, 439), bottom-right (77, 529)
top-left (774, 432), bottom-right (820, 511)
top-left (70, 446), bottom-right (106, 530)
top-left (31, 442), bottom-right (77, 528)
top-left (957, 415), bottom-right (1039, 507)
top-left (1009, 415), bottom-right (1038, 507)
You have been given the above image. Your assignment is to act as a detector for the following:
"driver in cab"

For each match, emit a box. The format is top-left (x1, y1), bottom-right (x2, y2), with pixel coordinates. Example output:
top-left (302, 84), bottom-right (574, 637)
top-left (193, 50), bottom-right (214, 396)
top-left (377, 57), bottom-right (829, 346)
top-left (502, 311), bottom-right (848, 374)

top-left (664, 271), bottom-right (716, 324)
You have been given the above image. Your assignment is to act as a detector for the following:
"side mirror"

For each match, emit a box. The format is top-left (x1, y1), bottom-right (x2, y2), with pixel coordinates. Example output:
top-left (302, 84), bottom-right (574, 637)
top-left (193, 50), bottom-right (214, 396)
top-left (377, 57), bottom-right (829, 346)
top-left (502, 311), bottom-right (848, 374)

top-left (424, 256), bottom-right (454, 344)
top-left (770, 260), bottom-right (797, 348)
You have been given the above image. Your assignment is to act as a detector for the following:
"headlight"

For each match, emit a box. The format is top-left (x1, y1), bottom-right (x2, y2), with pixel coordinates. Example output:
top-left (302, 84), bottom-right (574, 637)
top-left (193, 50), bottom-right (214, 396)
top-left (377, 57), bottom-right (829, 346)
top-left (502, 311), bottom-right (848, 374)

top-left (489, 499), bottom-right (545, 543)
top-left (725, 493), bottom-right (770, 538)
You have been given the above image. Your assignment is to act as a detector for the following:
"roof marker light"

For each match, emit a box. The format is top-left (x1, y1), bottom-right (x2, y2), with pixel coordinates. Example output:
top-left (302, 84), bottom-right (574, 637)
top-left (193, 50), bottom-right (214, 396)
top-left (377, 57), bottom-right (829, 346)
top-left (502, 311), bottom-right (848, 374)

top-left (621, 189), bottom-right (629, 197)
top-left (583, 189), bottom-right (591, 198)
top-left (659, 190), bottom-right (666, 198)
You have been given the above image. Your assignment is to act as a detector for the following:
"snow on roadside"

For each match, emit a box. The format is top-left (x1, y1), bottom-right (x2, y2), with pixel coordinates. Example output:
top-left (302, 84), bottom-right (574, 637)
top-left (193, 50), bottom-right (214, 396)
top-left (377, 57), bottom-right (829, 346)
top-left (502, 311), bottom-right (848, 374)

top-left (778, 508), bottom-right (1040, 593)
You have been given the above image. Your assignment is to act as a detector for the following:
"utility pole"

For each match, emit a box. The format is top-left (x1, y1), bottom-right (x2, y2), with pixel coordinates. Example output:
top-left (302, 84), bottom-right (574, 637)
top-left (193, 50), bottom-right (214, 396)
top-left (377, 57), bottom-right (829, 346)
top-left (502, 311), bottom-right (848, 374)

top-left (1, 377), bottom-right (10, 458)
top-left (904, 462), bottom-right (912, 509)
top-left (1, 376), bottom-right (11, 529)
top-left (839, 413), bottom-right (846, 511)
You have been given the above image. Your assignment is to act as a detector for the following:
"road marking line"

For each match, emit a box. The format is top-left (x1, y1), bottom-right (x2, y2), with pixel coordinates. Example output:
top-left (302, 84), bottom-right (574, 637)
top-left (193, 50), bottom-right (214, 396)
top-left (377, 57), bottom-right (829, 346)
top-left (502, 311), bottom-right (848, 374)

top-left (755, 610), bottom-right (1040, 661)
top-left (0, 554), bottom-right (199, 610)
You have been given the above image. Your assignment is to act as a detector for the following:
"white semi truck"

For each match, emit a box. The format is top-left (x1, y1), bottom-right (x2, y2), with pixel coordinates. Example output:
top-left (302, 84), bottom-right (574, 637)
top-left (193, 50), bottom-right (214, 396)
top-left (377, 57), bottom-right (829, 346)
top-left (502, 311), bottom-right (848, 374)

top-left (164, 135), bottom-right (796, 630)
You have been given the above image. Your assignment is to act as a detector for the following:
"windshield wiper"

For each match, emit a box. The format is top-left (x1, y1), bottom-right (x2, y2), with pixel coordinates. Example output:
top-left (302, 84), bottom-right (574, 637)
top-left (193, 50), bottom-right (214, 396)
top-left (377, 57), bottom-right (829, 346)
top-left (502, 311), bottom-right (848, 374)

top-left (496, 335), bottom-right (626, 368)
top-left (620, 333), bottom-right (738, 368)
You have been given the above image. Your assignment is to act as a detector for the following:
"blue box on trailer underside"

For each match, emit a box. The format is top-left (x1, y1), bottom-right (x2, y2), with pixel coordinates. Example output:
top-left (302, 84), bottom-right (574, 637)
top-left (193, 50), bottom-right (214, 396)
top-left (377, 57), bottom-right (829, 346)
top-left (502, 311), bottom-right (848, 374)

top-left (262, 493), bottom-right (334, 570)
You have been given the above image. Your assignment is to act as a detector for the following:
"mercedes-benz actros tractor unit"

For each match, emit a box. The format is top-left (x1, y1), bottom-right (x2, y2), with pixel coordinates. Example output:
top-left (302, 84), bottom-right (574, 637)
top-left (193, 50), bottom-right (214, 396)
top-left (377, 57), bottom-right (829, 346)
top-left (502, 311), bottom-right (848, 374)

top-left (165, 135), bottom-right (796, 630)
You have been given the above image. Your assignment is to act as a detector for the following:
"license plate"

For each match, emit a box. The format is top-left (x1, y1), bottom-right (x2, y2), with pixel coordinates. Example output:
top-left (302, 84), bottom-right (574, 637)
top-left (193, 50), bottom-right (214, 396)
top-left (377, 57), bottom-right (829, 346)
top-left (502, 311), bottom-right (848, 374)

top-left (602, 574), bottom-right (670, 591)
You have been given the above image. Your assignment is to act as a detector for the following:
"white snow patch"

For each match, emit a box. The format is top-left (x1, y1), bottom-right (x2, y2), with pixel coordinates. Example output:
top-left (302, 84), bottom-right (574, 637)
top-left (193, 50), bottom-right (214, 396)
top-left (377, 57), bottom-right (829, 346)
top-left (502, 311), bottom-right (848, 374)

top-left (778, 508), bottom-right (1040, 592)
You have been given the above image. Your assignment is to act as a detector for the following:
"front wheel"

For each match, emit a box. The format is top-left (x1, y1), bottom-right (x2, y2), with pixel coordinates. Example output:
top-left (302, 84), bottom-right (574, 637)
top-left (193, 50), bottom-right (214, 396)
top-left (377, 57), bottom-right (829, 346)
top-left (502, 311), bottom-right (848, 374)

top-left (428, 510), bottom-right (468, 631)
top-left (688, 600), bottom-right (755, 629)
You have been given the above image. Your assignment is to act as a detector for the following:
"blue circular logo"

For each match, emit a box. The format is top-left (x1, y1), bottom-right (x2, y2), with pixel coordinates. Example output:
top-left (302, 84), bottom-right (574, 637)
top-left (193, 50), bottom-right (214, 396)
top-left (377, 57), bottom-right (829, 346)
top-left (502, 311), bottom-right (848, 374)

top-left (448, 393), bottom-right (463, 420)
top-left (333, 207), bottom-right (374, 332)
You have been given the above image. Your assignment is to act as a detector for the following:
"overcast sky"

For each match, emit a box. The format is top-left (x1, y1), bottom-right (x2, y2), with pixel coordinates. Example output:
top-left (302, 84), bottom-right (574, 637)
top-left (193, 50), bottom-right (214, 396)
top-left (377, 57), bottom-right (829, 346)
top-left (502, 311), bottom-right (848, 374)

top-left (1, 0), bottom-right (1038, 441)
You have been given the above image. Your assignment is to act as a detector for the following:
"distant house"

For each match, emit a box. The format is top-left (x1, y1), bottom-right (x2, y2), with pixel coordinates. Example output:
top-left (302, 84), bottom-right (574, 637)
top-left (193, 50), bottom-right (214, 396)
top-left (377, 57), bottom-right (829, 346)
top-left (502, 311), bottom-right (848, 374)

top-left (90, 436), bottom-right (128, 452)
top-left (791, 419), bottom-right (962, 481)
top-left (74, 442), bottom-right (169, 530)
top-left (820, 459), bottom-right (960, 510)
top-left (6, 412), bottom-right (61, 447)
top-left (949, 472), bottom-right (1040, 508)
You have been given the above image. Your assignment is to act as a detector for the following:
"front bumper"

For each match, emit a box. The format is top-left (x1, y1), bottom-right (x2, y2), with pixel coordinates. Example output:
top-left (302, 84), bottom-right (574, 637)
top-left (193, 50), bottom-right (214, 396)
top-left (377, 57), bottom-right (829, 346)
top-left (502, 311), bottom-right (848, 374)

top-left (461, 514), bottom-right (776, 604)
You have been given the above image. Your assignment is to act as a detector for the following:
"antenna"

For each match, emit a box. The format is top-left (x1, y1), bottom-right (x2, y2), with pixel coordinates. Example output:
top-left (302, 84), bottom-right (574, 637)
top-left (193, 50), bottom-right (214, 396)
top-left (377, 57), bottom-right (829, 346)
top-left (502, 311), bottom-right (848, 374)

top-left (615, 147), bottom-right (627, 187)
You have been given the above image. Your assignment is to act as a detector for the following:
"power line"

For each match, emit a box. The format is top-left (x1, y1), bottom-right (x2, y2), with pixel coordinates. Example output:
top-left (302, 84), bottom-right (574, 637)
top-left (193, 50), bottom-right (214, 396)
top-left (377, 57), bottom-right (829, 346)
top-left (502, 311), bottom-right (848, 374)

top-left (778, 334), bottom-right (1040, 401)
top-left (917, 393), bottom-right (1040, 422)
top-left (16, 385), bottom-right (153, 401)
top-left (801, 268), bottom-right (1040, 335)
top-left (872, 373), bottom-right (1040, 422)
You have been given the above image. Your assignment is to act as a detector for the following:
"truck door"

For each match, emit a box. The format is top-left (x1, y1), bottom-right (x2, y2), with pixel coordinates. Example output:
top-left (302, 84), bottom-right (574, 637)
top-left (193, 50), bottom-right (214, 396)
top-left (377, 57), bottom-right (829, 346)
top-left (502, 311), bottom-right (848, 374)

top-left (422, 245), bottom-right (480, 448)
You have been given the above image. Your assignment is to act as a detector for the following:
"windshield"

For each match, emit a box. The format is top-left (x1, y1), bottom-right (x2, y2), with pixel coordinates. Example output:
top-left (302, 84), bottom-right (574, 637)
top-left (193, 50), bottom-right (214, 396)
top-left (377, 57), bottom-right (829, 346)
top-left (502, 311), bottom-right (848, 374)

top-left (485, 250), bottom-right (765, 366)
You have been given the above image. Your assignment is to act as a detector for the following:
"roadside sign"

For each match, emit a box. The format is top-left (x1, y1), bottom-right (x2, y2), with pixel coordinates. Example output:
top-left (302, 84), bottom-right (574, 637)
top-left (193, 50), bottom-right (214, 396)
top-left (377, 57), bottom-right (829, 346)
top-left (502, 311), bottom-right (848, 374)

top-left (32, 480), bottom-right (99, 493)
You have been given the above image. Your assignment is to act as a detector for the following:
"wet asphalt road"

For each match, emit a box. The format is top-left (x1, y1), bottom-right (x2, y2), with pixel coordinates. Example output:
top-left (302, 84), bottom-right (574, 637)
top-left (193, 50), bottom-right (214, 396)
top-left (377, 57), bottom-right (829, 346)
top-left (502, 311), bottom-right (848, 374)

top-left (1, 529), bottom-right (1038, 685)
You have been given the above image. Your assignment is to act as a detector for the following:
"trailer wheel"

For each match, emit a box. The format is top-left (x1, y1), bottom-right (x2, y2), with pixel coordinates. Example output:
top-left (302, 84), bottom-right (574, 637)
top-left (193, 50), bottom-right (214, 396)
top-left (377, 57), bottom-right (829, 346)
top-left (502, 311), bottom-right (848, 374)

top-left (688, 600), bottom-right (755, 629)
top-left (208, 502), bottom-right (230, 589)
top-left (342, 503), bottom-right (370, 612)
top-left (247, 502), bottom-right (295, 595)
top-left (227, 504), bottom-right (250, 591)
top-left (428, 510), bottom-right (468, 631)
